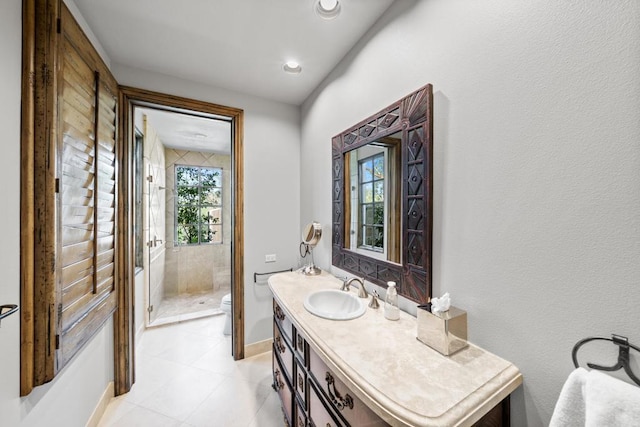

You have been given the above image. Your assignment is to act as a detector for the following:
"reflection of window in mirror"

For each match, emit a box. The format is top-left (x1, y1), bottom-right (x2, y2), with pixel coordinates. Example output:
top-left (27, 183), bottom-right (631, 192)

top-left (358, 152), bottom-right (385, 252)
top-left (344, 132), bottom-right (402, 264)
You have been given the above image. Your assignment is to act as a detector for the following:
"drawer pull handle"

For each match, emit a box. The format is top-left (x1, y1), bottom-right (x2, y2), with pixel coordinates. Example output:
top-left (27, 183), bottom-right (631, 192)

top-left (272, 368), bottom-right (284, 391)
top-left (298, 372), bottom-right (304, 392)
top-left (325, 372), bottom-right (354, 411)
top-left (297, 335), bottom-right (304, 350)
top-left (275, 335), bottom-right (286, 354)
top-left (275, 305), bottom-right (285, 321)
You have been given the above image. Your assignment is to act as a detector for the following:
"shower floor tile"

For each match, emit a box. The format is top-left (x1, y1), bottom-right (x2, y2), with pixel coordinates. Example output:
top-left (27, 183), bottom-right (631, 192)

top-left (152, 286), bottom-right (230, 326)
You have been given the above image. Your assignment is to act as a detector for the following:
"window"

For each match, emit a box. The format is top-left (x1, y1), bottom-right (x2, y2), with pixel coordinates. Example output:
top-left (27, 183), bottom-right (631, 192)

top-left (175, 165), bottom-right (223, 245)
top-left (358, 153), bottom-right (385, 251)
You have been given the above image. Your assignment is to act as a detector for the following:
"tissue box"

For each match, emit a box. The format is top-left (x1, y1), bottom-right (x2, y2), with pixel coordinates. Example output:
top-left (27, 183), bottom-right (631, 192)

top-left (416, 304), bottom-right (468, 356)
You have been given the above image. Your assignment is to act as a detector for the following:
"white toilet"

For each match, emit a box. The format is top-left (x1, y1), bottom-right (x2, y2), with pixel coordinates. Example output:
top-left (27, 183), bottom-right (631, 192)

top-left (220, 293), bottom-right (232, 335)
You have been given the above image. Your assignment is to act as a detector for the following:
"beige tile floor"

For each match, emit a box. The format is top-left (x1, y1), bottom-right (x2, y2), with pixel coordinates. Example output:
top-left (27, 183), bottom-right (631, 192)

top-left (98, 315), bottom-right (285, 427)
top-left (151, 287), bottom-right (230, 326)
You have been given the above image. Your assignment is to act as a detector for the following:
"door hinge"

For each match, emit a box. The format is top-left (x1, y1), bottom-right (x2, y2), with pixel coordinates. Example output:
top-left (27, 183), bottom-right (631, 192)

top-left (55, 334), bottom-right (60, 350)
top-left (55, 178), bottom-right (60, 193)
top-left (147, 305), bottom-right (154, 313)
top-left (146, 175), bottom-right (153, 183)
top-left (56, 17), bottom-right (61, 34)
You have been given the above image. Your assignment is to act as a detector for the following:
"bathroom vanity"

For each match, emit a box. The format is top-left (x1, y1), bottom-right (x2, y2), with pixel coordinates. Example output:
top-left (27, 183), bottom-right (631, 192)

top-left (268, 272), bottom-right (522, 427)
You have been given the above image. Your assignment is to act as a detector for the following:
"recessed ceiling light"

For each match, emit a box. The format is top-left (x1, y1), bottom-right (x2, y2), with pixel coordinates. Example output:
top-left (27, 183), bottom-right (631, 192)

top-left (315, 0), bottom-right (340, 20)
top-left (283, 61), bottom-right (302, 74)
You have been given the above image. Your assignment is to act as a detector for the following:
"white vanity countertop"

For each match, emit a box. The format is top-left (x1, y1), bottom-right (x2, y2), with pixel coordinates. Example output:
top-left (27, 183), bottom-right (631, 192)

top-left (268, 271), bottom-right (523, 427)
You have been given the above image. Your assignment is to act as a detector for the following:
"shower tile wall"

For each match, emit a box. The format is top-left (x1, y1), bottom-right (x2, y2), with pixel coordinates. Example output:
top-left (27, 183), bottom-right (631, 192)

top-left (143, 116), bottom-right (167, 317)
top-left (164, 148), bottom-right (232, 296)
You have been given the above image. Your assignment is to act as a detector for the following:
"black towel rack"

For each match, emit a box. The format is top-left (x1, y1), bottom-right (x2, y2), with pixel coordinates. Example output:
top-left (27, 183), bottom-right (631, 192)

top-left (0, 304), bottom-right (19, 326)
top-left (254, 268), bottom-right (293, 283)
top-left (572, 334), bottom-right (640, 386)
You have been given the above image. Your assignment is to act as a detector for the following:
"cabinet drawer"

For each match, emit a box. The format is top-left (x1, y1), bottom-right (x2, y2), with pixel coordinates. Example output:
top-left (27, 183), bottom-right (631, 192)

top-left (274, 299), bottom-right (294, 344)
top-left (274, 321), bottom-right (294, 384)
top-left (309, 347), bottom-right (388, 427)
top-left (295, 398), bottom-right (307, 427)
top-left (308, 378), bottom-right (345, 427)
top-left (295, 357), bottom-right (307, 409)
top-left (273, 350), bottom-right (294, 427)
top-left (294, 329), bottom-right (308, 367)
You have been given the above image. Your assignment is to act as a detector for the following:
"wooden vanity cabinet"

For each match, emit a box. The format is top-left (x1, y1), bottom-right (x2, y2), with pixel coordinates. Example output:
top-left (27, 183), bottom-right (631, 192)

top-left (273, 349), bottom-right (294, 426)
top-left (295, 358), bottom-right (308, 408)
top-left (272, 298), bottom-right (296, 424)
top-left (295, 398), bottom-right (308, 427)
top-left (269, 274), bottom-right (521, 427)
top-left (272, 297), bottom-right (513, 427)
top-left (274, 319), bottom-right (294, 384)
top-left (274, 299), bottom-right (295, 346)
top-left (308, 347), bottom-right (387, 426)
top-left (272, 299), bottom-right (386, 427)
top-left (308, 379), bottom-right (344, 427)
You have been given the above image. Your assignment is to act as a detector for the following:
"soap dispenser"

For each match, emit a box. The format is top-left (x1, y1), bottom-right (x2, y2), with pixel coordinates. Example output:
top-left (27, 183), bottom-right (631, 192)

top-left (384, 281), bottom-right (400, 320)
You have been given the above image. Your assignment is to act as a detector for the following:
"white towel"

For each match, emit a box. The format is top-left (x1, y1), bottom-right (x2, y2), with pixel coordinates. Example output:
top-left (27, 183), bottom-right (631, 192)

top-left (549, 368), bottom-right (588, 427)
top-left (549, 367), bottom-right (640, 427)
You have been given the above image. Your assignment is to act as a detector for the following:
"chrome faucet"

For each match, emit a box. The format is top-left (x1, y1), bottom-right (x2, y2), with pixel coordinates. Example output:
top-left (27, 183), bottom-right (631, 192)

top-left (342, 277), bottom-right (368, 298)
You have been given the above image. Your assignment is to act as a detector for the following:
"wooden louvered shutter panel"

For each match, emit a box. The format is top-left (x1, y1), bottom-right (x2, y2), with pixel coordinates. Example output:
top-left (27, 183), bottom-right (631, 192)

top-left (56, 4), bottom-right (117, 368)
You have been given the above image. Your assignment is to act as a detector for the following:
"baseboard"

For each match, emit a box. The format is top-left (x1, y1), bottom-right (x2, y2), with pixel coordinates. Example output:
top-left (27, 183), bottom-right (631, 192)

top-left (85, 381), bottom-right (114, 427)
top-left (244, 338), bottom-right (273, 358)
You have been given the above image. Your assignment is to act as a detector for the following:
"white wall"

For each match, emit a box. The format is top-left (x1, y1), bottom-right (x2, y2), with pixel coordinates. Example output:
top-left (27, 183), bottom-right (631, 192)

top-left (301, 1), bottom-right (640, 425)
top-left (114, 64), bottom-right (301, 345)
top-left (0, 0), bottom-right (26, 422)
top-left (1, 1), bottom-right (299, 422)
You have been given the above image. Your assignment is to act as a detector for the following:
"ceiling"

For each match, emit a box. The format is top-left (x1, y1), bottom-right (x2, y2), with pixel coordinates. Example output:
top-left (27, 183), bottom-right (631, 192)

top-left (136, 107), bottom-right (232, 154)
top-left (73, 0), bottom-right (395, 106)
top-left (73, 0), bottom-right (394, 151)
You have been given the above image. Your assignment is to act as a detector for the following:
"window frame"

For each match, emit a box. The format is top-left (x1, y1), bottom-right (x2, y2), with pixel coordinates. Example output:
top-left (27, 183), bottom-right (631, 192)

top-left (357, 152), bottom-right (386, 253)
top-left (174, 164), bottom-right (223, 246)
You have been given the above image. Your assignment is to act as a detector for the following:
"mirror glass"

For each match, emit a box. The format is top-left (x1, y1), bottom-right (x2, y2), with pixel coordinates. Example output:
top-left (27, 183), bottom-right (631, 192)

top-left (302, 221), bottom-right (322, 247)
top-left (301, 222), bottom-right (322, 275)
top-left (344, 132), bottom-right (401, 264)
top-left (331, 84), bottom-right (433, 303)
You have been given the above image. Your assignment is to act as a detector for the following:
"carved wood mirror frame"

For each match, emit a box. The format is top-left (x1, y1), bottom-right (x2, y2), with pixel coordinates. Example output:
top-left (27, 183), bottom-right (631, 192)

top-left (332, 84), bottom-right (433, 303)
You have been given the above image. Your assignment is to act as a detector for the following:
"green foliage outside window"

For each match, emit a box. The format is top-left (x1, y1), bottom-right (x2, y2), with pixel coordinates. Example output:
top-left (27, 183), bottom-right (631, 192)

top-left (359, 153), bottom-right (384, 250)
top-left (175, 165), bottom-right (222, 245)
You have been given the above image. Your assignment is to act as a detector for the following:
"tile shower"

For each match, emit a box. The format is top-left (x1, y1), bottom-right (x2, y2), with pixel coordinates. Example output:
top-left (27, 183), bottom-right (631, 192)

top-left (143, 114), bottom-right (231, 325)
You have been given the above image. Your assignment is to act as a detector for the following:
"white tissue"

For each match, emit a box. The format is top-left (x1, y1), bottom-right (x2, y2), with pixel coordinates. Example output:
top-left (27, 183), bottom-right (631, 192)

top-left (430, 293), bottom-right (451, 313)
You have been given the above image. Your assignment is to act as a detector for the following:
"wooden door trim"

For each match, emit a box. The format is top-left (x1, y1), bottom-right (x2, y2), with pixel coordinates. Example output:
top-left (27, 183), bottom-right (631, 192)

top-left (115, 86), bottom-right (245, 393)
top-left (20, 0), bottom-right (37, 396)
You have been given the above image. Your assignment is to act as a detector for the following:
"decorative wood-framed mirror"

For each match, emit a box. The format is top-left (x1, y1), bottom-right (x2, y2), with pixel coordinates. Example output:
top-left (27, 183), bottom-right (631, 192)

top-left (332, 84), bottom-right (433, 303)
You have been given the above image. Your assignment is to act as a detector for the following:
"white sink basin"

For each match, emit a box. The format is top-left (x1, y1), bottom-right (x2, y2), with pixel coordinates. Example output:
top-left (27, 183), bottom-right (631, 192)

top-left (303, 289), bottom-right (366, 320)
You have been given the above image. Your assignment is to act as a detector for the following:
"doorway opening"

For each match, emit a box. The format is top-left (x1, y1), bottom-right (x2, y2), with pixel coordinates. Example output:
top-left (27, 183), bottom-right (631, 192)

top-left (119, 87), bottom-right (245, 388)
top-left (134, 106), bottom-right (232, 326)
